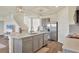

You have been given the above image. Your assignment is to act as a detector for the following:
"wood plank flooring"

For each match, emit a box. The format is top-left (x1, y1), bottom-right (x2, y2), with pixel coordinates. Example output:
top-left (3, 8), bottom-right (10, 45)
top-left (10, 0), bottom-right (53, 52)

top-left (37, 41), bottom-right (63, 53)
top-left (0, 35), bottom-right (9, 53)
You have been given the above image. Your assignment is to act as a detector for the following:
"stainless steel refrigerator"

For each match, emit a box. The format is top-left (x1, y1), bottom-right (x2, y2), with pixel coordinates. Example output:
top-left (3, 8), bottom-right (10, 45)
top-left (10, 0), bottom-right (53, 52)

top-left (46, 21), bottom-right (58, 41)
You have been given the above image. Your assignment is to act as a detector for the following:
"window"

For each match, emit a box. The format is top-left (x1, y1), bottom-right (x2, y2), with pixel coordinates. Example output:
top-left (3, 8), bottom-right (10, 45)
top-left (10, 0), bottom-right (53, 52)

top-left (33, 18), bottom-right (41, 32)
top-left (6, 24), bottom-right (14, 32)
top-left (24, 16), bottom-right (31, 32)
top-left (24, 16), bottom-right (41, 32)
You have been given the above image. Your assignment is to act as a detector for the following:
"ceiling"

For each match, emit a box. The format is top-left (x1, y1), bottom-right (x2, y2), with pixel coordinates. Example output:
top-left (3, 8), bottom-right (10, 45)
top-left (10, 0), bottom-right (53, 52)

top-left (0, 6), bottom-right (65, 16)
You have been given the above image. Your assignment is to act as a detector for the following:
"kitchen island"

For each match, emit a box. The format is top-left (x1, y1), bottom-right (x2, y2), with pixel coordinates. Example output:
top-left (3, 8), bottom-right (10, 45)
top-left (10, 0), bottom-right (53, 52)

top-left (9, 32), bottom-right (48, 53)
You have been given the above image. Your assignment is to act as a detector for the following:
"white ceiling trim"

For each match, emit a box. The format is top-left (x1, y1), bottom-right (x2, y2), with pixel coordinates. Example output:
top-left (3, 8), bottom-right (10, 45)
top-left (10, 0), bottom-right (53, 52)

top-left (0, 6), bottom-right (65, 16)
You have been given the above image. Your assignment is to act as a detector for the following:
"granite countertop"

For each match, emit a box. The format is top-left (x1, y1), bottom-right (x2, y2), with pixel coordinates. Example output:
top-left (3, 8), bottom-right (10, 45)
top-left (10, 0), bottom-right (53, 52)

top-left (10, 32), bottom-right (48, 39)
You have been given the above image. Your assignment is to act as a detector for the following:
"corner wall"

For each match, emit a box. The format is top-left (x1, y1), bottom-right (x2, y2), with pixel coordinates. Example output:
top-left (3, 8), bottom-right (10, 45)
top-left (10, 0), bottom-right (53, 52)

top-left (57, 7), bottom-right (69, 43)
top-left (68, 6), bottom-right (76, 24)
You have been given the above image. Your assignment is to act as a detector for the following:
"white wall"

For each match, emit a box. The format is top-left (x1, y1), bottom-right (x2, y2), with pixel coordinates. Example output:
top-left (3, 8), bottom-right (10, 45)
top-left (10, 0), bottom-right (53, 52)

top-left (68, 7), bottom-right (76, 24)
top-left (57, 7), bottom-right (69, 43)
top-left (69, 24), bottom-right (79, 34)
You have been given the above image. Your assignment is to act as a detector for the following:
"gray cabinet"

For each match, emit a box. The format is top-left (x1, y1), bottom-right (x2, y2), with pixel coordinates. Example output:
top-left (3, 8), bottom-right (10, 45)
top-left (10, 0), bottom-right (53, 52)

top-left (12, 33), bottom-right (48, 53)
top-left (13, 39), bottom-right (22, 53)
top-left (22, 37), bottom-right (33, 53)
top-left (43, 34), bottom-right (48, 46)
top-left (33, 35), bottom-right (39, 52)
top-left (38, 34), bottom-right (43, 48)
top-left (32, 34), bottom-right (44, 52)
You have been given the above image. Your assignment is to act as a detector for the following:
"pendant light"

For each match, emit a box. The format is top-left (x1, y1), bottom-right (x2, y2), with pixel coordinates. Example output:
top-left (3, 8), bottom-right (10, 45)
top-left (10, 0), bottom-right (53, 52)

top-left (16, 6), bottom-right (24, 13)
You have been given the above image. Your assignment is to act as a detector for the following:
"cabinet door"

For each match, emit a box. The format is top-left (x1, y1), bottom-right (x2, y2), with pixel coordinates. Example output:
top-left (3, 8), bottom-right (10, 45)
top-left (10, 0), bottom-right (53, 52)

top-left (38, 34), bottom-right (43, 48)
top-left (33, 35), bottom-right (39, 52)
top-left (13, 39), bottom-right (22, 53)
top-left (22, 37), bottom-right (33, 53)
top-left (44, 34), bottom-right (48, 45)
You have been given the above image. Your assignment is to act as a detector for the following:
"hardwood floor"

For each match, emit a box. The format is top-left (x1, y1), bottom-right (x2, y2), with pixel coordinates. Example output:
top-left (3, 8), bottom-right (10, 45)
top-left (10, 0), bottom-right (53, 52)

top-left (37, 41), bottom-right (63, 53)
top-left (47, 41), bottom-right (63, 53)
top-left (0, 35), bottom-right (9, 53)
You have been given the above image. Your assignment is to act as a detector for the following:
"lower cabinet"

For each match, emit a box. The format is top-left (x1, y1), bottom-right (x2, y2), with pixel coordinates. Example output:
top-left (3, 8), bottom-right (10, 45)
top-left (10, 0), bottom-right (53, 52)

top-left (43, 34), bottom-right (48, 46)
top-left (13, 39), bottom-right (22, 53)
top-left (33, 34), bottom-right (44, 52)
top-left (32, 35), bottom-right (39, 52)
top-left (22, 37), bottom-right (33, 53)
top-left (38, 34), bottom-right (43, 48)
top-left (21, 34), bottom-right (48, 53)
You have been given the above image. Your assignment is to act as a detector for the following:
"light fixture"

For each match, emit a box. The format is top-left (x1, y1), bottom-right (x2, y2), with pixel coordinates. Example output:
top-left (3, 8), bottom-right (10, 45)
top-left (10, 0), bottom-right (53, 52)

top-left (38, 9), bottom-right (44, 18)
top-left (16, 6), bottom-right (24, 13)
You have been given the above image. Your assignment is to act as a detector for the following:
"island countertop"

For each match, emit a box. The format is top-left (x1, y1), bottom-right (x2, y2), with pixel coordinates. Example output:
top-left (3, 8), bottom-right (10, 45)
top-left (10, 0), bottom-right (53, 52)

top-left (10, 32), bottom-right (48, 39)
